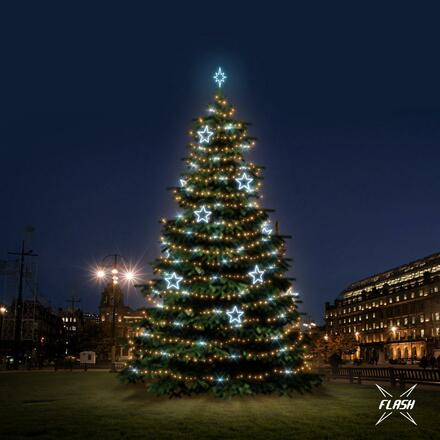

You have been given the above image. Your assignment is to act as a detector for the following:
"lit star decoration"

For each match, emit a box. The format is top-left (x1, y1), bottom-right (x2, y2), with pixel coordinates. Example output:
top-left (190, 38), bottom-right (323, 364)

top-left (248, 265), bottom-right (265, 284)
top-left (261, 222), bottom-right (273, 235)
top-left (213, 67), bottom-right (227, 87)
top-left (226, 306), bottom-right (244, 325)
top-left (235, 172), bottom-right (254, 192)
top-left (164, 272), bottom-right (183, 290)
top-left (194, 205), bottom-right (212, 223)
top-left (197, 125), bottom-right (214, 144)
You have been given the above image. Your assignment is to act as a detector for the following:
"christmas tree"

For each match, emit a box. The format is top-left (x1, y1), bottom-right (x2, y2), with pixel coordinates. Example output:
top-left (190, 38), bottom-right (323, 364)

top-left (122, 68), bottom-right (320, 396)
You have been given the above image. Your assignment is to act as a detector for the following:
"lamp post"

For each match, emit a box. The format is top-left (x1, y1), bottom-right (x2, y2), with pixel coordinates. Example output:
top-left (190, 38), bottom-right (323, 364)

top-left (94, 254), bottom-right (137, 371)
top-left (0, 306), bottom-right (7, 341)
top-left (8, 241), bottom-right (38, 369)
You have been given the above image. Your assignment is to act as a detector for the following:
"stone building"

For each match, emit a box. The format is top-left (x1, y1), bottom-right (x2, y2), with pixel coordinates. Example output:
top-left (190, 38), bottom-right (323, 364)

top-left (325, 251), bottom-right (440, 363)
top-left (97, 283), bottom-right (144, 362)
top-left (0, 298), bottom-right (63, 362)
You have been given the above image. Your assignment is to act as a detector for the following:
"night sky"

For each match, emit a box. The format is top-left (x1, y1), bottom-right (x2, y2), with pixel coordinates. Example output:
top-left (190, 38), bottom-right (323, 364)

top-left (1, 5), bottom-right (440, 322)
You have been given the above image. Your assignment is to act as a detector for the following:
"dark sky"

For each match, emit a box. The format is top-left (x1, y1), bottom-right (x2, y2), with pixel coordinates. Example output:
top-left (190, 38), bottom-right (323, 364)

top-left (1, 5), bottom-right (440, 322)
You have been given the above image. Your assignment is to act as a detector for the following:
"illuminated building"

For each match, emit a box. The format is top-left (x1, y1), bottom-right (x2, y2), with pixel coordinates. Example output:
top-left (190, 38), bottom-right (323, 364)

top-left (325, 252), bottom-right (440, 363)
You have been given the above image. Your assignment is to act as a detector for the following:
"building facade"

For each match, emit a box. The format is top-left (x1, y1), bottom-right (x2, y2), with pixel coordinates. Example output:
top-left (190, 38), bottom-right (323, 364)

top-left (325, 252), bottom-right (440, 363)
top-left (0, 298), bottom-right (63, 363)
top-left (97, 283), bottom-right (144, 361)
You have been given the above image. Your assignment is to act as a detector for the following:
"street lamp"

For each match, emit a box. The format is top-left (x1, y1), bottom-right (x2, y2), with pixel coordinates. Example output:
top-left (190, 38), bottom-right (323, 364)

top-left (93, 254), bottom-right (139, 370)
top-left (0, 306), bottom-right (7, 341)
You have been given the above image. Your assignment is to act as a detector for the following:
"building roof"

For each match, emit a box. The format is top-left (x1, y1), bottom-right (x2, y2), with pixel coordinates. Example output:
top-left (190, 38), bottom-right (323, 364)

top-left (339, 251), bottom-right (440, 300)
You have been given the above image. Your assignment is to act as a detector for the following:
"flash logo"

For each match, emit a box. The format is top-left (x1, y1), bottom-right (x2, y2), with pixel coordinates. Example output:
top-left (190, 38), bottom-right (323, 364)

top-left (375, 384), bottom-right (417, 426)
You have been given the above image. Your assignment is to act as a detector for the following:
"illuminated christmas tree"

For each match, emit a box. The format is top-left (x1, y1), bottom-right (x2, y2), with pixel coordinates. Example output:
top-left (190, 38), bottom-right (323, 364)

top-left (122, 68), bottom-right (320, 396)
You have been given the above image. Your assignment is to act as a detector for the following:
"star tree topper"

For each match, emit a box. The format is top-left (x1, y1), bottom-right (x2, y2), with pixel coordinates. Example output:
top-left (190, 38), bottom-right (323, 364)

top-left (226, 306), bottom-right (244, 325)
top-left (194, 205), bottom-right (212, 223)
top-left (165, 272), bottom-right (183, 290)
top-left (249, 265), bottom-right (265, 284)
top-left (197, 125), bottom-right (214, 144)
top-left (235, 172), bottom-right (254, 192)
top-left (213, 67), bottom-right (227, 87)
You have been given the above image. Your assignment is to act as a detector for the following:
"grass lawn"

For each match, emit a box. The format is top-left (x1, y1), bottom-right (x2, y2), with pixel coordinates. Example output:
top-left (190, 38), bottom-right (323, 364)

top-left (0, 372), bottom-right (438, 440)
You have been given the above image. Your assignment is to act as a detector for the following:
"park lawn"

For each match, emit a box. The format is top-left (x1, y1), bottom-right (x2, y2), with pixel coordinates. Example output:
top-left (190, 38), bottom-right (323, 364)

top-left (0, 372), bottom-right (438, 440)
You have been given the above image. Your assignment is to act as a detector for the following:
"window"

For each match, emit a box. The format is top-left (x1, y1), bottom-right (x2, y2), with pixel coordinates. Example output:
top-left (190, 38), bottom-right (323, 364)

top-left (421, 329), bottom-right (425, 337)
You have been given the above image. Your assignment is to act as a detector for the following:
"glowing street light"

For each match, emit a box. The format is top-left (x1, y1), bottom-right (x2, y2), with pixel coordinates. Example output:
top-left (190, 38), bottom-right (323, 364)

top-left (124, 271), bottom-right (135, 282)
top-left (0, 305), bottom-right (7, 340)
top-left (91, 254), bottom-right (140, 370)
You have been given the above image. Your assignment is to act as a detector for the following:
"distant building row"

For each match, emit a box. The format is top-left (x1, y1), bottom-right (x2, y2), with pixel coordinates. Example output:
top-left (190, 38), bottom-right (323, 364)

top-left (325, 251), bottom-right (440, 363)
top-left (0, 282), bottom-right (146, 365)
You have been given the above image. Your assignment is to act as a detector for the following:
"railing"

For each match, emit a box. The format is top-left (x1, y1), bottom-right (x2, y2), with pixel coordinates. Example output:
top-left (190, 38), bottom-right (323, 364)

top-left (327, 366), bottom-right (440, 387)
